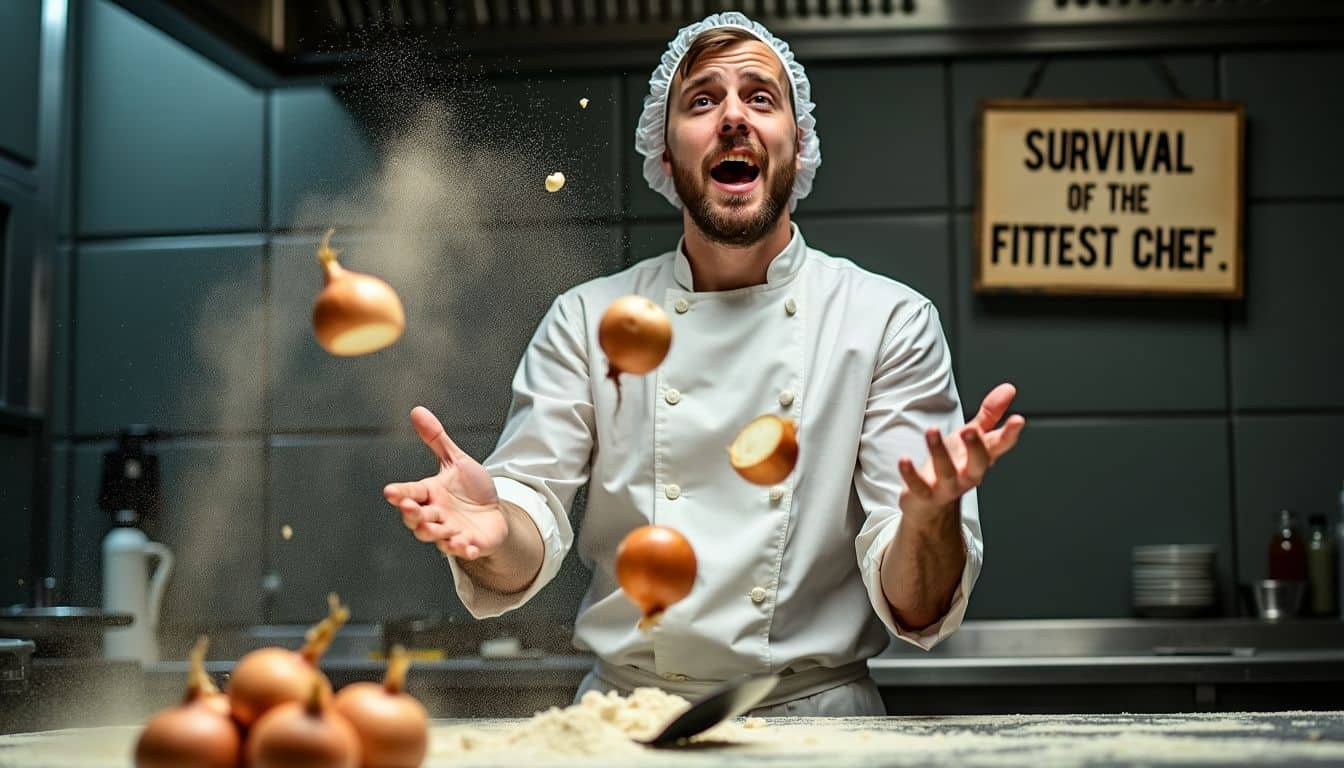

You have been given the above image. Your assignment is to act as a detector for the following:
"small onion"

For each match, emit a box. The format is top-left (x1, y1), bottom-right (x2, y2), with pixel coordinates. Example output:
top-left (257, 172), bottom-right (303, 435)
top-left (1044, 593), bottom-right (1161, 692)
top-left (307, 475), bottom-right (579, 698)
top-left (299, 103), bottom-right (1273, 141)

top-left (312, 228), bottom-right (406, 357)
top-left (615, 525), bottom-right (697, 630)
top-left (598, 295), bottom-right (672, 407)
top-left (228, 593), bottom-right (349, 728)
top-left (729, 415), bottom-right (799, 486)
top-left (334, 645), bottom-right (429, 768)
top-left (135, 636), bottom-right (240, 768)
top-left (247, 678), bottom-right (361, 768)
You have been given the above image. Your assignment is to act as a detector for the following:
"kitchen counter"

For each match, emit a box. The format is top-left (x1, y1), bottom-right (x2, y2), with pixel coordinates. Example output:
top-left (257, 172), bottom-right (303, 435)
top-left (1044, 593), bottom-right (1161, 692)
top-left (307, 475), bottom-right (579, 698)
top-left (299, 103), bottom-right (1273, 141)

top-left (3, 712), bottom-right (1344, 766)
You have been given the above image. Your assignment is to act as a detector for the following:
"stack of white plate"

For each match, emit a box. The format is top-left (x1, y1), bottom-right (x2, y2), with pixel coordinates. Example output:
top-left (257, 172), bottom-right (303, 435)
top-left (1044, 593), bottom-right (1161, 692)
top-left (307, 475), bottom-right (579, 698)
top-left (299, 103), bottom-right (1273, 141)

top-left (1132, 545), bottom-right (1217, 618)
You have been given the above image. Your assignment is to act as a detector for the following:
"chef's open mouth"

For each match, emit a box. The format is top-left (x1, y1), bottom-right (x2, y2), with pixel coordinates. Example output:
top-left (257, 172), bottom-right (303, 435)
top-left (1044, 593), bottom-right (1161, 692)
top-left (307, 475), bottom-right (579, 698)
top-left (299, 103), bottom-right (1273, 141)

top-left (710, 158), bottom-right (761, 185)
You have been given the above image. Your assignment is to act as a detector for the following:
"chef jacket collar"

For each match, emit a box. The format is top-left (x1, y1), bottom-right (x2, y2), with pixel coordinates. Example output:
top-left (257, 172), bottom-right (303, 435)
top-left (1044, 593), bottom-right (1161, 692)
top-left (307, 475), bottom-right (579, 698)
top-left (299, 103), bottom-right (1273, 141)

top-left (672, 222), bottom-right (806, 292)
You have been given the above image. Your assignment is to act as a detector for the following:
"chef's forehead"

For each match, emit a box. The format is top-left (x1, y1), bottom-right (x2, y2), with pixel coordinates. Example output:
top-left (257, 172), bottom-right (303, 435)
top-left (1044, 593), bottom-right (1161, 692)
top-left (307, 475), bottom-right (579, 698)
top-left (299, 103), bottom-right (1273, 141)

top-left (670, 31), bottom-right (793, 106)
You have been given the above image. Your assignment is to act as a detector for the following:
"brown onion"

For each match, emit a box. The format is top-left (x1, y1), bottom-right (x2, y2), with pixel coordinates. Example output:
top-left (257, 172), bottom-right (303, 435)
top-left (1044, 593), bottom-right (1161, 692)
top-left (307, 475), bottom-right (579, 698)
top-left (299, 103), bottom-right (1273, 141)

top-left (312, 228), bottom-right (406, 357)
top-left (135, 636), bottom-right (241, 768)
top-left (598, 295), bottom-right (672, 407)
top-left (729, 415), bottom-right (799, 486)
top-left (228, 593), bottom-right (350, 727)
top-left (334, 645), bottom-right (429, 768)
top-left (615, 525), bottom-right (697, 630)
top-left (247, 678), bottom-right (361, 768)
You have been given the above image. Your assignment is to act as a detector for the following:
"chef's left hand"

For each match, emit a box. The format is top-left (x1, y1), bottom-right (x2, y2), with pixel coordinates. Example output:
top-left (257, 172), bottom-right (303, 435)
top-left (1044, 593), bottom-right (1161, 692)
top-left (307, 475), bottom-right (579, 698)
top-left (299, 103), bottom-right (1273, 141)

top-left (897, 382), bottom-right (1026, 525)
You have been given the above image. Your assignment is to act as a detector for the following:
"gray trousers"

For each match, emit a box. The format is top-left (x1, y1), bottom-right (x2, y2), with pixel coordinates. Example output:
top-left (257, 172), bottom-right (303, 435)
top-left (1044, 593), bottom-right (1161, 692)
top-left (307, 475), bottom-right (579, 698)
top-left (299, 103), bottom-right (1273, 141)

top-left (574, 669), bottom-right (887, 717)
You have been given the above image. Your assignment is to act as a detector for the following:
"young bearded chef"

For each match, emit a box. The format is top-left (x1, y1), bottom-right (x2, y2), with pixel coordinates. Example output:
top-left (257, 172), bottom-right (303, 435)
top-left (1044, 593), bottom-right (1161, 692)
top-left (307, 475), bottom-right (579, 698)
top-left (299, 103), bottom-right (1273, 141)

top-left (384, 12), bottom-right (1026, 716)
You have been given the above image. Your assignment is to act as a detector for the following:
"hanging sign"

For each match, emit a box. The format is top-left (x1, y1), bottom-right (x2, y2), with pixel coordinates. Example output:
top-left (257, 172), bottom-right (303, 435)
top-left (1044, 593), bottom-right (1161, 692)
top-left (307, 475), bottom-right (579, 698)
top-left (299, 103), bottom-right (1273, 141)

top-left (974, 100), bottom-right (1244, 298)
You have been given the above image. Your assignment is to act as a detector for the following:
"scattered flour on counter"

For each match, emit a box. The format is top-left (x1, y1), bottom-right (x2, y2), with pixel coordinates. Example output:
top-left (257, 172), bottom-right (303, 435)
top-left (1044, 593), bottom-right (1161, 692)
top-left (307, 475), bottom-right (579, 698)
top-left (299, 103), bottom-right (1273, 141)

top-left (434, 687), bottom-right (757, 760)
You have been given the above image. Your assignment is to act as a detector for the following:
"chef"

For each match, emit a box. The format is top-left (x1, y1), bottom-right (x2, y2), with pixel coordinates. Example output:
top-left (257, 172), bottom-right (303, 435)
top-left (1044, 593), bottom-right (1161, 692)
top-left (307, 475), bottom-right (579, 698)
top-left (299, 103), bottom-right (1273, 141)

top-left (384, 11), bottom-right (1025, 716)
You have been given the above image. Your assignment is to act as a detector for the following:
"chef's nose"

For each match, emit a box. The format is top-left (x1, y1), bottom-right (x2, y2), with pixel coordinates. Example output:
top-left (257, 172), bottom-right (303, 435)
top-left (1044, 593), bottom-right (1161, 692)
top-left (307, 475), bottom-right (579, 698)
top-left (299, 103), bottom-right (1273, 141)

top-left (720, 97), bottom-right (749, 136)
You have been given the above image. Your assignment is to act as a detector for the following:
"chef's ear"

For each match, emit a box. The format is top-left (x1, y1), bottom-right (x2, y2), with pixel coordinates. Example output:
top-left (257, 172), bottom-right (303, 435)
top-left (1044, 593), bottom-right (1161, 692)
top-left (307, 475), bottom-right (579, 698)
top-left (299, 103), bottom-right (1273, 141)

top-left (661, 149), bottom-right (673, 177)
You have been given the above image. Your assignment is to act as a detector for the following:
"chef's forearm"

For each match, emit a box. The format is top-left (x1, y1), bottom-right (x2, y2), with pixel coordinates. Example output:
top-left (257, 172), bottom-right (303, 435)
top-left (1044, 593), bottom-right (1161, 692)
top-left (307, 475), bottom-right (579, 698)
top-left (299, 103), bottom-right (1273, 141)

top-left (880, 503), bottom-right (966, 631)
top-left (457, 501), bottom-right (545, 595)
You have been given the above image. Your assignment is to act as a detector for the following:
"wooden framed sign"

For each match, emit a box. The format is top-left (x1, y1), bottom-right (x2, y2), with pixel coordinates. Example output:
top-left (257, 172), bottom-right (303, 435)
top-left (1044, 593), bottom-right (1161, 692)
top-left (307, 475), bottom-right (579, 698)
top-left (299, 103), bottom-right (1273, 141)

top-left (974, 100), bottom-right (1244, 299)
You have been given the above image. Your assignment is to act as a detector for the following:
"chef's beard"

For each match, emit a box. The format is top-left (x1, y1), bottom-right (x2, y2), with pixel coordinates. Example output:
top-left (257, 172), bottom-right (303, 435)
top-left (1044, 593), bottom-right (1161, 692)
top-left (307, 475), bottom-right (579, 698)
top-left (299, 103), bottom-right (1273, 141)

top-left (671, 143), bottom-right (795, 247)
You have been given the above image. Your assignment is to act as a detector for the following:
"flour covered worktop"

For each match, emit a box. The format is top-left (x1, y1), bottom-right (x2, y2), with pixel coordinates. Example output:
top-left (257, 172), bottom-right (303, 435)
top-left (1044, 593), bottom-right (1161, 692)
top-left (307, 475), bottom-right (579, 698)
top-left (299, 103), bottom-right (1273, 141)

top-left (3, 711), bottom-right (1344, 767)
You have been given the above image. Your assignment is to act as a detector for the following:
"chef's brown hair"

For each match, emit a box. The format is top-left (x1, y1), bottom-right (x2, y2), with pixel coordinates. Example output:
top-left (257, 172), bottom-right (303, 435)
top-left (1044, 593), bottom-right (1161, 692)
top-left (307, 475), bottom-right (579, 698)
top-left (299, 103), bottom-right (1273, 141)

top-left (675, 27), bottom-right (795, 113)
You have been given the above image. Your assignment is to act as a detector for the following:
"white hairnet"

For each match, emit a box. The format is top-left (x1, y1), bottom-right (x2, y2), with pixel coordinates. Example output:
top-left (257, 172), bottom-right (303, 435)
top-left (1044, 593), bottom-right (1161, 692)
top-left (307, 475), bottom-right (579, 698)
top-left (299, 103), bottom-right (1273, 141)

top-left (635, 12), bottom-right (821, 212)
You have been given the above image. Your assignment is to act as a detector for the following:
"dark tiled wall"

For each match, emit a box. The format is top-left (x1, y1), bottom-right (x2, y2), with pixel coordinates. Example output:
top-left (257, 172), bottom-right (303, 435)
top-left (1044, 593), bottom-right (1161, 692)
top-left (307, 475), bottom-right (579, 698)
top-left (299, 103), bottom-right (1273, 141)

top-left (50, 0), bottom-right (1344, 631)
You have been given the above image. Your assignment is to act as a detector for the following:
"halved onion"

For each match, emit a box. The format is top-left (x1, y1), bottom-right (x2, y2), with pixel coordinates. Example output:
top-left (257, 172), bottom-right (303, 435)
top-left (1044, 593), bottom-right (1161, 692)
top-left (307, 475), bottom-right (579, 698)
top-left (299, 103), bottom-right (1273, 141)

top-left (312, 228), bottom-right (406, 357)
top-left (729, 414), bottom-right (799, 486)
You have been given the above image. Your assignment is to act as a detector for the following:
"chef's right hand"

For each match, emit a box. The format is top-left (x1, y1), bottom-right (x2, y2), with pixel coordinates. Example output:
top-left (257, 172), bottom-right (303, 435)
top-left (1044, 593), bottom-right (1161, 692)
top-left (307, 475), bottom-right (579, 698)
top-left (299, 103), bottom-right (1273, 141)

top-left (383, 406), bottom-right (508, 560)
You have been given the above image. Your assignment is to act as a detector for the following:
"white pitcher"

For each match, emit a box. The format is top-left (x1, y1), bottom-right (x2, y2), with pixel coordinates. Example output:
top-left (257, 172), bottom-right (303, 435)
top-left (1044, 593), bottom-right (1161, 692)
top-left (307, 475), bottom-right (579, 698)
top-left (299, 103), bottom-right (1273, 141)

top-left (102, 524), bottom-right (173, 664)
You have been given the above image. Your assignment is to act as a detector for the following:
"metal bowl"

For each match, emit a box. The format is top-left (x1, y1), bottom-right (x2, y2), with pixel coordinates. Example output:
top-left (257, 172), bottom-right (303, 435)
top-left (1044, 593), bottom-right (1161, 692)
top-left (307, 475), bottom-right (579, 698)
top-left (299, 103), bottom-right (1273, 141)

top-left (1239, 579), bottom-right (1305, 621)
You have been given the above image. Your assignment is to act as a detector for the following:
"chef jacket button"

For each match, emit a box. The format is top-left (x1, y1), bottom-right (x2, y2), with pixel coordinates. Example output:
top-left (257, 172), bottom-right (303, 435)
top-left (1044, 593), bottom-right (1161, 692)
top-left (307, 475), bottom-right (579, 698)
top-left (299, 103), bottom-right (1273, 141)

top-left (665, 484), bottom-right (681, 500)
top-left (750, 587), bottom-right (768, 604)
top-left (784, 298), bottom-right (798, 316)
top-left (674, 298), bottom-right (690, 314)
top-left (769, 486), bottom-right (785, 503)
top-left (778, 390), bottom-right (795, 408)
top-left (665, 388), bottom-right (681, 405)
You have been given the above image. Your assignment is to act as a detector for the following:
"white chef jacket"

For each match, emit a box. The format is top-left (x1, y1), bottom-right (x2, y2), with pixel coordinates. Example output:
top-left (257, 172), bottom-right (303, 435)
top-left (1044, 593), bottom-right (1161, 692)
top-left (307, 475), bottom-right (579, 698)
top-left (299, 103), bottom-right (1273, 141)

top-left (447, 223), bottom-right (983, 691)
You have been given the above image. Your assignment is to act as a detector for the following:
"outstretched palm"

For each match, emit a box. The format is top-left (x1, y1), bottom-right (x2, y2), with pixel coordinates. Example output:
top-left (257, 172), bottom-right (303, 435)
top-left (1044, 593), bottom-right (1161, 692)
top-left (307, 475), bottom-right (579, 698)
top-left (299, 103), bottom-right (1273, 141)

top-left (383, 406), bottom-right (508, 560)
top-left (897, 383), bottom-right (1026, 523)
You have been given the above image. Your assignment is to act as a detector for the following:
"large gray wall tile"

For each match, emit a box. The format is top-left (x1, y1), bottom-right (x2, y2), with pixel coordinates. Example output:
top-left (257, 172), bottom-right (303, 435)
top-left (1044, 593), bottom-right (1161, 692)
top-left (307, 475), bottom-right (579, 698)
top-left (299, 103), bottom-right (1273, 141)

top-left (1233, 414), bottom-right (1344, 587)
top-left (77, 0), bottom-right (263, 235)
top-left (1223, 51), bottom-right (1344, 199)
top-left (268, 433), bottom-right (590, 627)
top-left (49, 246), bottom-right (72, 437)
top-left (269, 88), bottom-right (378, 230)
top-left (73, 238), bottom-right (265, 435)
top-left (803, 63), bottom-right (946, 213)
top-left (952, 55), bottom-right (1216, 208)
top-left (0, 432), bottom-right (37, 607)
top-left (67, 438), bottom-right (266, 627)
top-left (269, 226), bottom-right (622, 433)
top-left (797, 214), bottom-right (953, 328)
top-left (1229, 203), bottom-right (1344, 410)
top-left (0, 0), bottom-right (41, 165)
top-left (954, 214), bottom-right (1226, 414)
top-left (967, 418), bottom-right (1234, 619)
top-left (626, 220), bottom-right (683, 265)
top-left (623, 73), bottom-right (675, 219)
top-left (321, 74), bottom-right (623, 227)
top-left (46, 442), bottom-right (71, 592)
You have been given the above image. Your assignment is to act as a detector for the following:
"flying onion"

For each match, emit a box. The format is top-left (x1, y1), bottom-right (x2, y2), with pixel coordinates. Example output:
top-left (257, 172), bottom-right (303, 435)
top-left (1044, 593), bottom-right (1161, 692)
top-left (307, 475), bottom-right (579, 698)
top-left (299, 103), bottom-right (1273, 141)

top-left (615, 525), bottom-right (697, 631)
top-left (729, 414), bottom-right (799, 486)
top-left (597, 295), bottom-right (672, 407)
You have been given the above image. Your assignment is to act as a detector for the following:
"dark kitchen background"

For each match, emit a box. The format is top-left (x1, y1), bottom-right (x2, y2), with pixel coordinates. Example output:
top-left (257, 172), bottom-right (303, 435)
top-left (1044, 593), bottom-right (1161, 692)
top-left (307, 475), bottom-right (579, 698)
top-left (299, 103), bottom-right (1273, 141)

top-left (1, 0), bottom-right (1343, 728)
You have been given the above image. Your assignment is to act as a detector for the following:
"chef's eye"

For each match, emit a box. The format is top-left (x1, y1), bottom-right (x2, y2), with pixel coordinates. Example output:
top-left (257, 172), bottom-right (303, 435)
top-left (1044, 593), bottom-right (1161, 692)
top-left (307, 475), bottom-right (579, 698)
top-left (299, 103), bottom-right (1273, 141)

top-left (691, 95), bottom-right (714, 109)
top-left (751, 93), bottom-right (773, 105)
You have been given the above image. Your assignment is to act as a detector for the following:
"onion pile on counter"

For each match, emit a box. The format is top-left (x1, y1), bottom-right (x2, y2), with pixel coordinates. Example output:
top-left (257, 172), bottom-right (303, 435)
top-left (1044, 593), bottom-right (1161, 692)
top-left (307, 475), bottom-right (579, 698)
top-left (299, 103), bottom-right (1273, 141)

top-left (598, 295), bottom-right (672, 407)
top-left (134, 594), bottom-right (430, 768)
top-left (615, 525), bottom-right (698, 630)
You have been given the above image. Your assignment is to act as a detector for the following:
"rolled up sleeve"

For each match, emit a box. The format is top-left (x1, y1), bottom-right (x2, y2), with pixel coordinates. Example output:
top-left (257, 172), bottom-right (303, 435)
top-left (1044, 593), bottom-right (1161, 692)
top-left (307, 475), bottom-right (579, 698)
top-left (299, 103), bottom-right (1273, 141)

top-left (852, 302), bottom-right (985, 650)
top-left (447, 293), bottom-right (594, 618)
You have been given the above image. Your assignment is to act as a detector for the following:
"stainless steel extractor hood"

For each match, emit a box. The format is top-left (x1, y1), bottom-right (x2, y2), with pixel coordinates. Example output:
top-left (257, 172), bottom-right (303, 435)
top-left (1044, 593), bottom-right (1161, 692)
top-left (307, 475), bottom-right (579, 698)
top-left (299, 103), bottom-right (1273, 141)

top-left (108, 0), bottom-right (1344, 85)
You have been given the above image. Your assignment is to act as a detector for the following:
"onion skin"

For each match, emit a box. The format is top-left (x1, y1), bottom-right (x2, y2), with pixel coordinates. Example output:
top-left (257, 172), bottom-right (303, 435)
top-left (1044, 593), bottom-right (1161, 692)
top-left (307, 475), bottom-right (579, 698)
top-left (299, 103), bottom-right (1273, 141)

top-left (135, 636), bottom-right (241, 768)
top-left (135, 706), bottom-right (241, 768)
top-left (227, 647), bottom-right (334, 728)
top-left (598, 295), bottom-right (672, 376)
top-left (615, 525), bottom-right (697, 629)
top-left (729, 415), bottom-right (800, 486)
top-left (312, 229), bottom-right (405, 357)
top-left (246, 696), bottom-right (361, 768)
top-left (334, 682), bottom-right (429, 768)
top-left (228, 594), bottom-right (349, 727)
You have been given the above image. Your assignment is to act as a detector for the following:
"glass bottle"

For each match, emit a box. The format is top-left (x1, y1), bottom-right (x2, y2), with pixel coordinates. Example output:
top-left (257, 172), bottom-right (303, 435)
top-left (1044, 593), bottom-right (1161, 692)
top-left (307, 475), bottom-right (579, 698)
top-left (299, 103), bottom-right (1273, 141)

top-left (1268, 509), bottom-right (1307, 582)
top-left (1306, 514), bottom-right (1337, 616)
